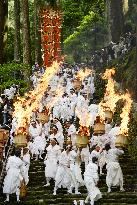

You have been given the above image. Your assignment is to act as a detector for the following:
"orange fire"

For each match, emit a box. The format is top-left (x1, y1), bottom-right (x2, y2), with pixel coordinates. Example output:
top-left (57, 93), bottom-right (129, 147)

top-left (119, 93), bottom-right (132, 135)
top-left (46, 85), bottom-right (64, 111)
top-left (75, 107), bottom-right (91, 127)
top-left (13, 61), bottom-right (60, 132)
top-left (76, 68), bottom-right (92, 81)
top-left (98, 68), bottom-right (132, 135)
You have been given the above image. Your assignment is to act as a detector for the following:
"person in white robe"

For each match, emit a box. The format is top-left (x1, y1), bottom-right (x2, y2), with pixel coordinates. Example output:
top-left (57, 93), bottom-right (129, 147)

top-left (81, 146), bottom-right (90, 168)
top-left (68, 147), bottom-right (84, 194)
top-left (41, 121), bottom-right (51, 139)
top-left (29, 121), bottom-right (42, 140)
top-left (69, 89), bottom-right (77, 118)
top-left (108, 125), bottom-right (120, 148)
top-left (60, 94), bottom-right (71, 122)
top-left (32, 134), bottom-right (46, 160)
top-left (67, 122), bottom-right (77, 146)
top-left (89, 145), bottom-right (105, 175)
top-left (84, 157), bottom-right (102, 205)
top-left (90, 135), bottom-right (99, 147)
top-left (4, 85), bottom-right (17, 100)
top-left (49, 74), bottom-right (59, 92)
top-left (88, 104), bottom-right (99, 126)
top-left (53, 145), bottom-right (80, 195)
top-left (105, 122), bottom-right (112, 134)
top-left (75, 93), bottom-right (89, 125)
top-left (104, 143), bottom-right (124, 193)
top-left (53, 118), bottom-right (63, 134)
top-left (52, 100), bottom-right (61, 119)
top-left (22, 148), bottom-right (30, 185)
top-left (66, 78), bottom-right (73, 95)
top-left (89, 145), bottom-right (101, 162)
top-left (30, 73), bottom-right (39, 88)
top-left (49, 126), bottom-right (64, 148)
top-left (97, 134), bottom-right (111, 148)
top-left (3, 150), bottom-right (25, 202)
top-left (44, 138), bottom-right (61, 186)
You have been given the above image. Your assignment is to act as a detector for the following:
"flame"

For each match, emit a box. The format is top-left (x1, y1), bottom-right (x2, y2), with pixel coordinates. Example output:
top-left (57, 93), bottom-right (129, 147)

top-left (98, 67), bottom-right (132, 135)
top-left (13, 61), bottom-right (60, 132)
top-left (98, 68), bottom-right (120, 120)
top-left (75, 107), bottom-right (91, 127)
top-left (76, 68), bottom-right (92, 81)
top-left (46, 85), bottom-right (64, 111)
top-left (119, 93), bottom-right (132, 135)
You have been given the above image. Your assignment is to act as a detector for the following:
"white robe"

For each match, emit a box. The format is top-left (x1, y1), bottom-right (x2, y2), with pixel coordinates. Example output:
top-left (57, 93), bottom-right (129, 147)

top-left (55, 151), bottom-right (77, 189)
top-left (42, 122), bottom-right (50, 137)
top-left (88, 104), bottom-right (98, 126)
top-left (29, 125), bottom-right (41, 139)
top-left (81, 146), bottom-right (90, 168)
top-left (49, 133), bottom-right (64, 148)
top-left (105, 148), bottom-right (124, 188)
top-left (60, 97), bottom-right (71, 121)
top-left (84, 162), bottom-right (102, 203)
top-left (68, 124), bottom-right (76, 146)
top-left (33, 135), bottom-right (46, 154)
top-left (3, 156), bottom-right (24, 194)
top-left (22, 153), bottom-right (30, 185)
top-left (108, 126), bottom-right (120, 148)
top-left (89, 150), bottom-right (100, 162)
top-left (44, 144), bottom-right (61, 179)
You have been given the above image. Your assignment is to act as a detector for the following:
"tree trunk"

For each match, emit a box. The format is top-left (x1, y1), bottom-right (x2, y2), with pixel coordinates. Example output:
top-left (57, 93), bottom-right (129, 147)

top-left (0, 0), bottom-right (8, 64)
top-left (14, 0), bottom-right (21, 62)
top-left (110, 0), bottom-right (125, 43)
top-left (21, 0), bottom-right (31, 65)
top-left (105, 0), bottom-right (112, 44)
top-left (136, 10), bottom-right (137, 100)
top-left (34, 0), bottom-right (42, 65)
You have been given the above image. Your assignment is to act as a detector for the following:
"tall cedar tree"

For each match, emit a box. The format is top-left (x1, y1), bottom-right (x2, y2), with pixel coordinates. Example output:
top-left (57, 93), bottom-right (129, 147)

top-left (21, 0), bottom-right (32, 65)
top-left (0, 0), bottom-right (8, 64)
top-left (14, 0), bottom-right (21, 62)
top-left (34, 0), bottom-right (42, 64)
top-left (109, 0), bottom-right (125, 42)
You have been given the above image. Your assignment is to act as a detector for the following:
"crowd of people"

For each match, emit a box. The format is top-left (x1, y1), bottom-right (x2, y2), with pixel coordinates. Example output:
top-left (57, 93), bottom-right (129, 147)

top-left (90, 32), bottom-right (136, 69)
top-left (1, 62), bottom-right (125, 205)
top-left (0, 84), bottom-right (19, 128)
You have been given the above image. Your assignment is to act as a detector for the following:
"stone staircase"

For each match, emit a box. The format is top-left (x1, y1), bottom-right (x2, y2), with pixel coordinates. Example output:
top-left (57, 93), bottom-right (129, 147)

top-left (0, 150), bottom-right (137, 205)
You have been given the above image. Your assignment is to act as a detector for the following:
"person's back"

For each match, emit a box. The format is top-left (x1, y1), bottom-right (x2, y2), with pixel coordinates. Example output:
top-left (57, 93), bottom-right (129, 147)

top-left (105, 148), bottom-right (124, 163)
top-left (84, 162), bottom-right (98, 180)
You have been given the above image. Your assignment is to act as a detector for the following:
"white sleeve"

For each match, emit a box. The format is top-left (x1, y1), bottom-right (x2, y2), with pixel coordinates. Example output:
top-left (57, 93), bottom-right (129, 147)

top-left (116, 148), bottom-right (124, 155)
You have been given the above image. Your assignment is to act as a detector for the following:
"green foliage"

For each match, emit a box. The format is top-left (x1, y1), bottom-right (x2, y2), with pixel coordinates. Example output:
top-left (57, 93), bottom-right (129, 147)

top-left (112, 100), bottom-right (125, 126)
top-left (62, 0), bottom-right (106, 63)
top-left (110, 49), bottom-right (136, 97)
top-left (93, 72), bottom-right (106, 103)
top-left (0, 63), bottom-right (30, 95)
top-left (64, 12), bottom-right (99, 45)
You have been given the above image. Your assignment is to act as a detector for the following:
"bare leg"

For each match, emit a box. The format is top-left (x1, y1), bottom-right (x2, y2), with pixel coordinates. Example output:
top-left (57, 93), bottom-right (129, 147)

top-left (120, 179), bottom-right (124, 191)
top-left (4, 194), bottom-right (9, 202)
top-left (53, 186), bottom-right (57, 195)
top-left (44, 177), bottom-right (50, 186)
top-left (68, 185), bottom-right (73, 194)
top-left (39, 150), bottom-right (43, 159)
top-left (16, 188), bottom-right (20, 202)
top-left (35, 154), bottom-right (38, 161)
top-left (108, 186), bottom-right (111, 193)
top-left (90, 198), bottom-right (94, 205)
top-left (85, 195), bottom-right (90, 203)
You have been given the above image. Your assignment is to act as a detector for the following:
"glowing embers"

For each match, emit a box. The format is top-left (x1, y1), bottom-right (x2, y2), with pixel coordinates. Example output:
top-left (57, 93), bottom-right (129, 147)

top-left (76, 126), bottom-right (90, 148)
top-left (40, 7), bottom-right (62, 67)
